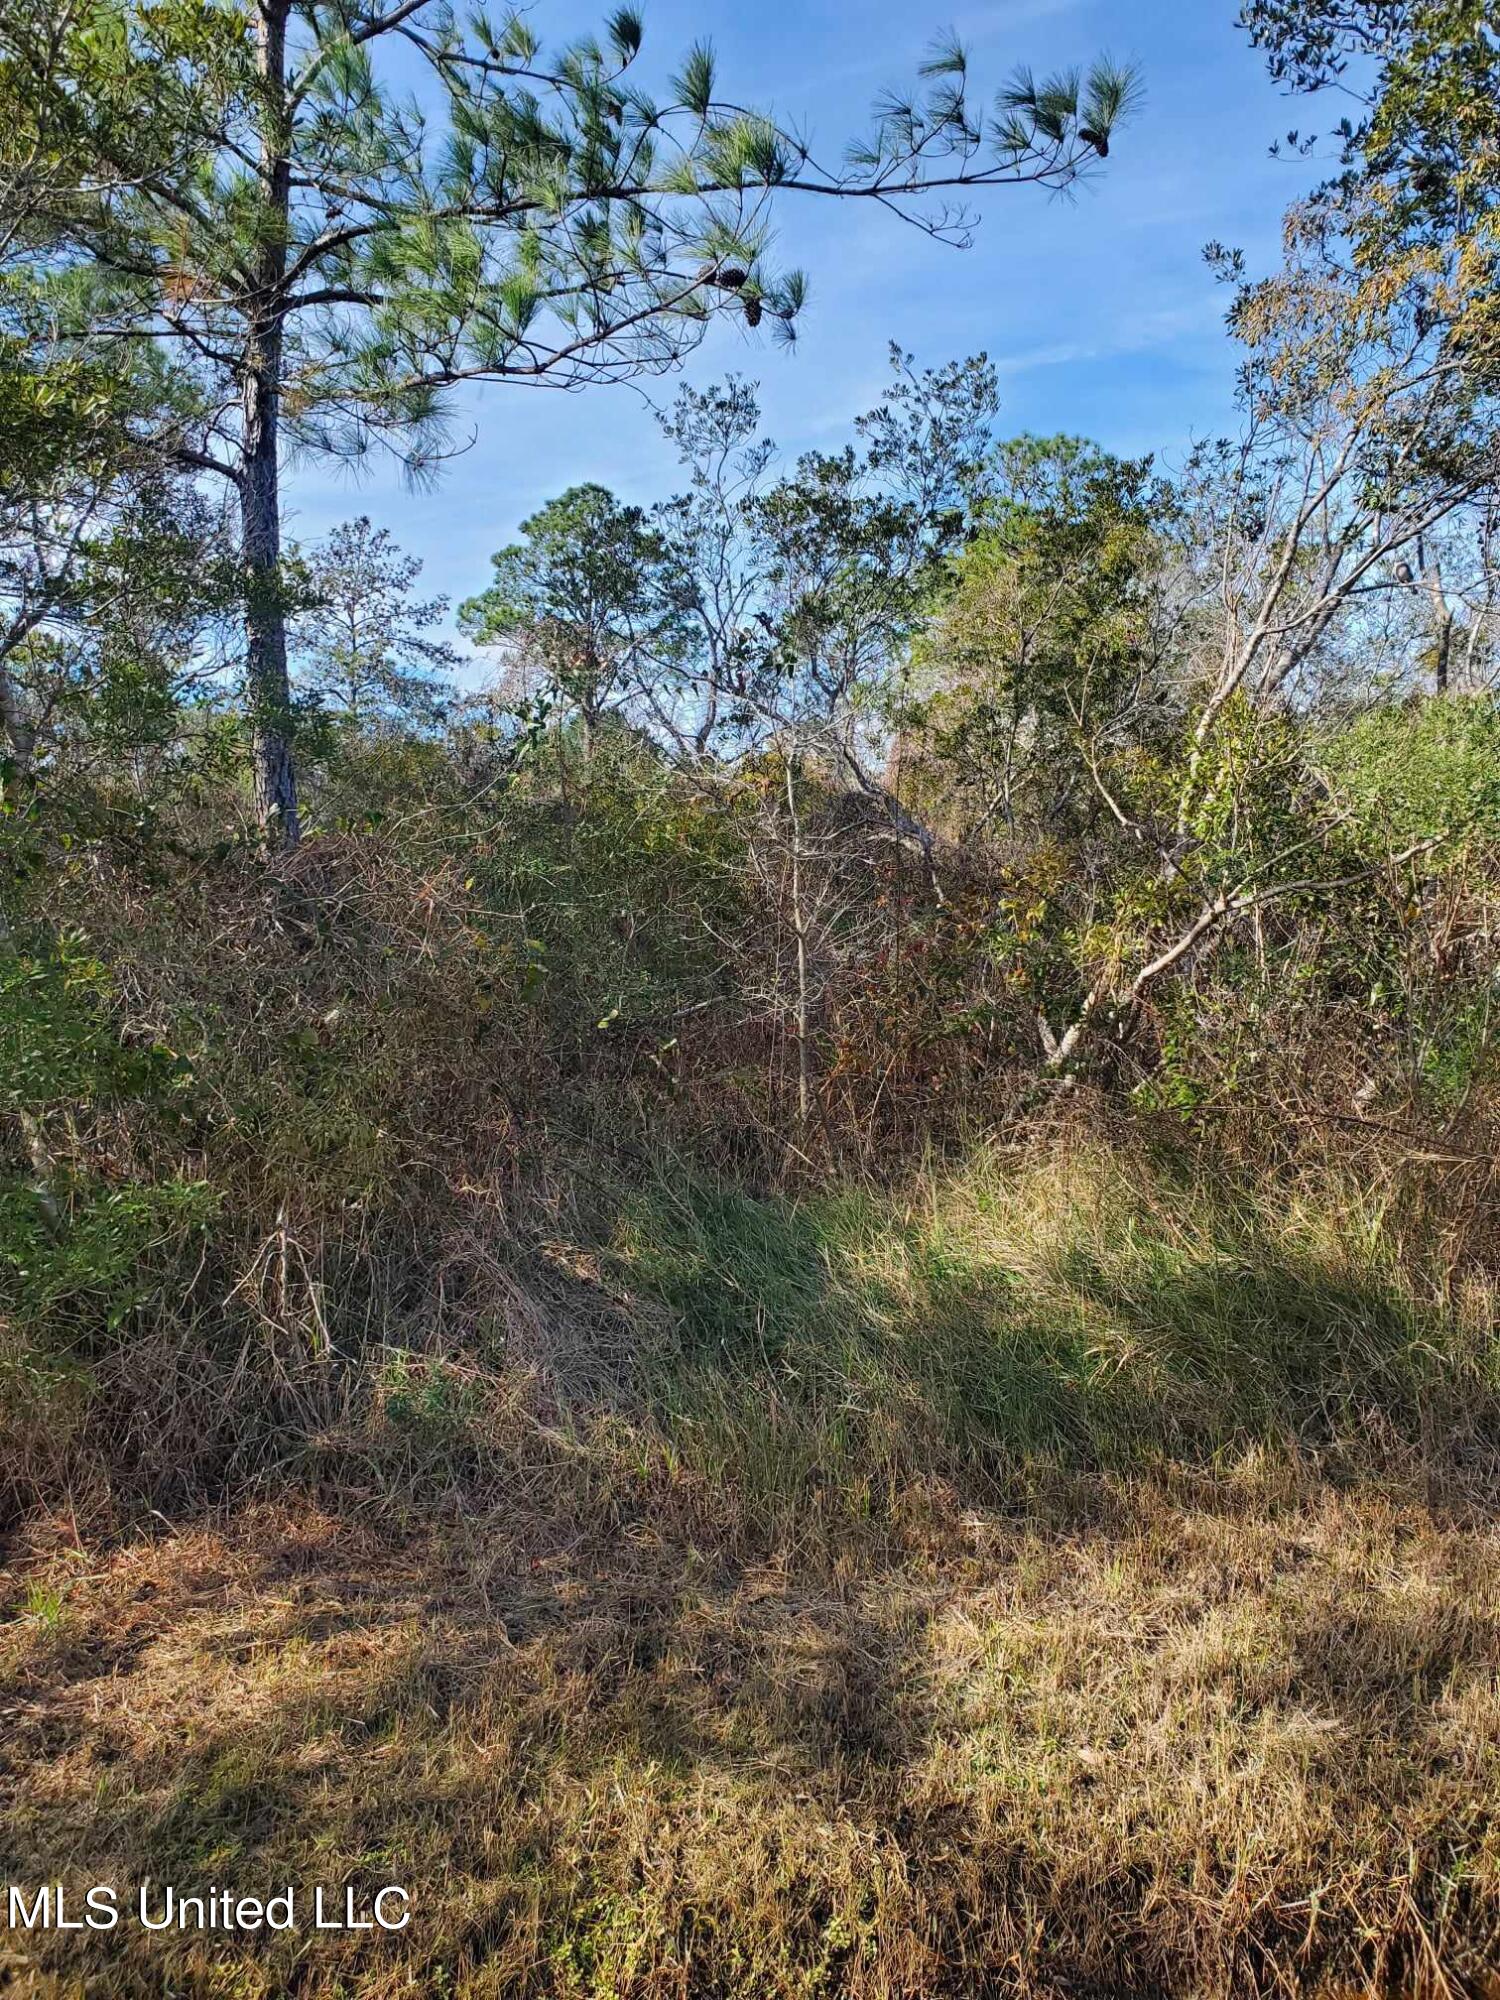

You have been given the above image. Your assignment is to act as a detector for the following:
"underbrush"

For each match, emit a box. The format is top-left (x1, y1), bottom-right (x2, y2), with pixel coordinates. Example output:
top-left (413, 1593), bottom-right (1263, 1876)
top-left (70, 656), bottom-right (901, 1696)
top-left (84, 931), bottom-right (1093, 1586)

top-left (6, 1119), bottom-right (1497, 1544)
top-left (6, 779), bottom-right (1500, 1994)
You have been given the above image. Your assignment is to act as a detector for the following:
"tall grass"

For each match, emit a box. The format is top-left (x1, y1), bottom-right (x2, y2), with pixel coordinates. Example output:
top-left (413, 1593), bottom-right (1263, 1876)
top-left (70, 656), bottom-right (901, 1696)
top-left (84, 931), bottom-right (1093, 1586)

top-left (601, 1134), bottom-right (1496, 1543)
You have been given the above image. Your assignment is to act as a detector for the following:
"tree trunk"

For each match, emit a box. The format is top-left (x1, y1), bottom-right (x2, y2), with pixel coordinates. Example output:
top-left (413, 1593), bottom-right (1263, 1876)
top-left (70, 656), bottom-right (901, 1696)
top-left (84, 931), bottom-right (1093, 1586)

top-left (784, 748), bottom-right (812, 1131)
top-left (241, 349), bottom-right (300, 846)
top-left (1418, 543), bottom-right (1453, 696)
top-left (242, 0), bottom-right (300, 848)
top-left (1433, 610), bottom-right (1454, 694)
top-left (0, 656), bottom-right (38, 789)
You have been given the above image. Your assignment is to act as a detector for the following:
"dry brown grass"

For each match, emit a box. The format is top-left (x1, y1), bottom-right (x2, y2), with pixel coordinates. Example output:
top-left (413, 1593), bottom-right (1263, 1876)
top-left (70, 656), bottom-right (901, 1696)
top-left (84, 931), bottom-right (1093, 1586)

top-left (5, 1447), bottom-right (1500, 1999)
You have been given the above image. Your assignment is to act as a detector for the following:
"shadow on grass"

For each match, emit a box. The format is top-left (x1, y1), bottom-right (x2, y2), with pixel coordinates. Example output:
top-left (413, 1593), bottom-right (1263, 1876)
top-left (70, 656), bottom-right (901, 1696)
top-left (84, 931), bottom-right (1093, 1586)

top-left (0, 1513), bottom-right (946, 1997)
top-left (5, 1468), bottom-right (1500, 1999)
top-left (6, 1150), bottom-right (1500, 1996)
top-left (606, 1157), bottom-right (1491, 1519)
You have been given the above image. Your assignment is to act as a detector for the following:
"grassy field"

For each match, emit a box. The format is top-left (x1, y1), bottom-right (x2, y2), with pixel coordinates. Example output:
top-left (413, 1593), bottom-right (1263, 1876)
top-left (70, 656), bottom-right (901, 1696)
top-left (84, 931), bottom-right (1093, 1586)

top-left (6, 1135), bottom-right (1500, 1998)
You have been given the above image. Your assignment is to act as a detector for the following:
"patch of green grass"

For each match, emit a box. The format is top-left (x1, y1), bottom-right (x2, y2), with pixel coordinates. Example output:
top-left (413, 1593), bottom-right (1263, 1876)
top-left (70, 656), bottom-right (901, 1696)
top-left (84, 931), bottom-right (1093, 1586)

top-left (18, 1580), bottom-right (66, 1629)
top-left (609, 1141), bottom-right (1487, 1521)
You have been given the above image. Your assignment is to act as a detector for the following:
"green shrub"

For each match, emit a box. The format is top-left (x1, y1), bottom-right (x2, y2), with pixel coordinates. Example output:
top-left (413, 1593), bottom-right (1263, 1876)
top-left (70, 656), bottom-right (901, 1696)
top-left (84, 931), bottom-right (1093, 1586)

top-left (1323, 693), bottom-right (1500, 850)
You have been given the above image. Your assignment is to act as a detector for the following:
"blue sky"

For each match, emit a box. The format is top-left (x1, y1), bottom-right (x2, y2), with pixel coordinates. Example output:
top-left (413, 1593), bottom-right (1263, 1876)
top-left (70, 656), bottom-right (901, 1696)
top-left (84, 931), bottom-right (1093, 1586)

top-left (286, 0), bottom-right (1319, 657)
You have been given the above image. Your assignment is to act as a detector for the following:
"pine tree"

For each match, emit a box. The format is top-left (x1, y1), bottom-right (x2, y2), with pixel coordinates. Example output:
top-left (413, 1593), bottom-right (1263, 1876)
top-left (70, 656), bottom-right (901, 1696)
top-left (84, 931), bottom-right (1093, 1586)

top-left (292, 517), bottom-right (458, 729)
top-left (3, 0), bottom-right (1136, 844)
top-left (460, 483), bottom-right (676, 762)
